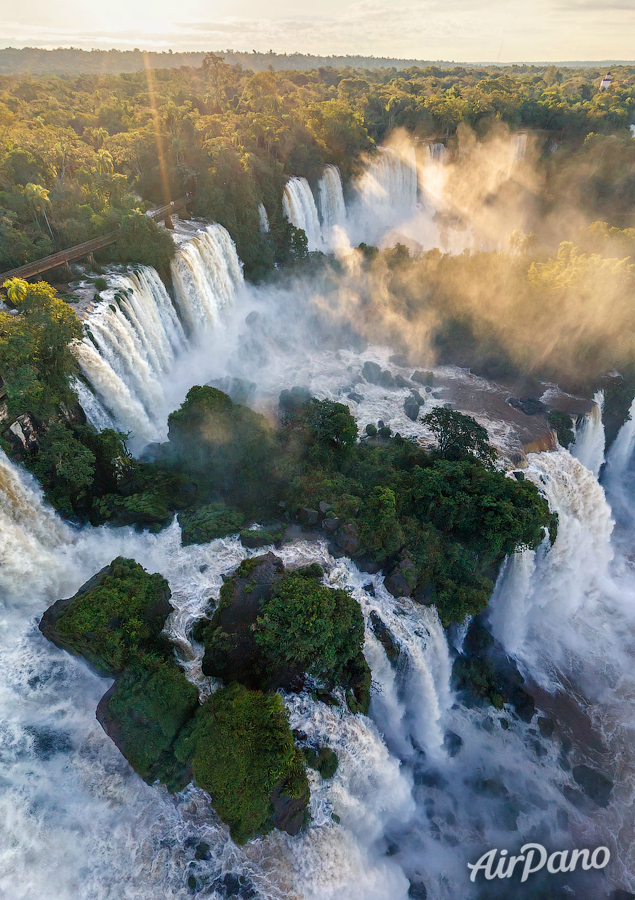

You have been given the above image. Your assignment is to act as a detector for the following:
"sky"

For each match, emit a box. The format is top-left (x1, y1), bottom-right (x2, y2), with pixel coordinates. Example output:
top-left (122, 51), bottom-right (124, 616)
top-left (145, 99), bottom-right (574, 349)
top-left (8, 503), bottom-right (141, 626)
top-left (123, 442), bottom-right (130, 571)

top-left (1, 0), bottom-right (634, 62)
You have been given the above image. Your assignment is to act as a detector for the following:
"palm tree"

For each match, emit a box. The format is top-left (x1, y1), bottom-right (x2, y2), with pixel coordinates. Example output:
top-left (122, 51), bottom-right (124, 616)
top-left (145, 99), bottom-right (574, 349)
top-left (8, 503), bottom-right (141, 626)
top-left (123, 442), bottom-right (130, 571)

top-left (25, 182), bottom-right (54, 241)
top-left (95, 149), bottom-right (114, 175)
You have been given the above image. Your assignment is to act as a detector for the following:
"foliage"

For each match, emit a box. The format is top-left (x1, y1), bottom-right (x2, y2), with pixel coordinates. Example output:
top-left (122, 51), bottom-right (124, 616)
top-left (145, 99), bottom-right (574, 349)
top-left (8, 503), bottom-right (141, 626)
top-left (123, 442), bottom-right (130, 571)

top-left (54, 557), bottom-right (172, 675)
top-left (422, 407), bottom-right (497, 467)
top-left (100, 657), bottom-right (199, 791)
top-left (254, 572), bottom-right (365, 683)
top-left (546, 410), bottom-right (575, 448)
top-left (177, 684), bottom-right (309, 845)
top-left (178, 502), bottom-right (245, 546)
top-left (0, 278), bottom-right (81, 418)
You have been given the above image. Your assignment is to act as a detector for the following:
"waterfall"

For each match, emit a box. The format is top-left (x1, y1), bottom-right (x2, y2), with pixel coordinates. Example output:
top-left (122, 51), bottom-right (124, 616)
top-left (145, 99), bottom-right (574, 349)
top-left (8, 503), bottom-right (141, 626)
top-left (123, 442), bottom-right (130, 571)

top-left (318, 165), bottom-right (347, 237)
top-left (75, 224), bottom-right (242, 444)
top-left (355, 147), bottom-right (418, 215)
top-left (282, 177), bottom-right (323, 251)
top-left (511, 133), bottom-right (528, 162)
top-left (425, 142), bottom-right (446, 166)
top-left (571, 390), bottom-right (605, 477)
top-left (258, 202), bottom-right (270, 233)
top-left (171, 223), bottom-right (244, 333)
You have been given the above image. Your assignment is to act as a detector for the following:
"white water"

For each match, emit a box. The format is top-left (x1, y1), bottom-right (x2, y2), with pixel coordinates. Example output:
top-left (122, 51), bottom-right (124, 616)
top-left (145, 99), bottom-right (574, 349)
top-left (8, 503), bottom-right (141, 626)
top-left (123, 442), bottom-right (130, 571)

top-left (75, 224), bottom-right (243, 444)
top-left (258, 203), bottom-right (270, 233)
top-left (282, 177), bottom-right (323, 251)
top-left (571, 390), bottom-right (605, 477)
top-left (318, 165), bottom-right (347, 243)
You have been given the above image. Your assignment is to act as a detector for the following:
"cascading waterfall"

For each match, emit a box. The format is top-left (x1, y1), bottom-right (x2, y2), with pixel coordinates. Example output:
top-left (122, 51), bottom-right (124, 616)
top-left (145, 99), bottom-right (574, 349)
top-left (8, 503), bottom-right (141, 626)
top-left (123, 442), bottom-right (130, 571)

top-left (571, 390), bottom-right (605, 476)
top-left (282, 177), bottom-right (323, 251)
top-left (258, 202), bottom-right (270, 233)
top-left (511, 133), bottom-right (528, 162)
top-left (171, 223), bottom-right (244, 334)
top-left (355, 146), bottom-right (418, 215)
top-left (75, 224), bottom-right (242, 443)
top-left (318, 165), bottom-right (347, 238)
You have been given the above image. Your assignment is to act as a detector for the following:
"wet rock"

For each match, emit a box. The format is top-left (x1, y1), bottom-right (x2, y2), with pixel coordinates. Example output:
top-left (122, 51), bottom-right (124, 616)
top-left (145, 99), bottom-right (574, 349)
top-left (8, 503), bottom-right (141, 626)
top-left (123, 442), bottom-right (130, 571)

top-left (270, 782), bottom-right (307, 836)
top-left (362, 361), bottom-right (396, 388)
top-left (297, 507), bottom-right (319, 527)
top-left (612, 891), bottom-right (635, 900)
top-left (408, 882), bottom-right (427, 900)
top-left (412, 371), bottom-right (434, 387)
top-left (443, 730), bottom-right (463, 758)
top-left (303, 746), bottom-right (338, 779)
top-left (507, 396), bottom-right (546, 416)
top-left (414, 768), bottom-right (448, 789)
top-left (369, 611), bottom-right (400, 663)
top-left (363, 581), bottom-right (376, 596)
top-left (347, 392), bottom-right (364, 403)
top-left (394, 374), bottom-right (410, 388)
top-left (572, 764), bottom-right (613, 808)
top-left (239, 525), bottom-right (284, 549)
top-left (538, 716), bottom-right (555, 738)
top-left (404, 391), bottom-right (424, 421)
top-left (194, 841), bottom-right (211, 861)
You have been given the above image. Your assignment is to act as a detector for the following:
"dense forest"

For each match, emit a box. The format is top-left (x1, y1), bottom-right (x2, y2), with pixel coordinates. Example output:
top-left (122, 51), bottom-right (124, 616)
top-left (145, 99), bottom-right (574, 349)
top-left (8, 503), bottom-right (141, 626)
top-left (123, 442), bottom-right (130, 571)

top-left (2, 57), bottom-right (635, 280)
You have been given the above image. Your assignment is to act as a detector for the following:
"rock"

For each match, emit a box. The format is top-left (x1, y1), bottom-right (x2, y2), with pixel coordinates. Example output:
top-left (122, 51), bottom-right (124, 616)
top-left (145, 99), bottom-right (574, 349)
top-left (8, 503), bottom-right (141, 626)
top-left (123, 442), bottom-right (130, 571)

top-left (408, 882), bottom-right (427, 900)
top-left (384, 558), bottom-right (418, 598)
top-left (412, 370), bottom-right (434, 387)
top-left (362, 361), bottom-right (396, 388)
top-left (363, 581), bottom-right (376, 596)
top-left (194, 842), bottom-right (211, 860)
top-left (303, 746), bottom-right (338, 779)
top-left (270, 781), bottom-right (308, 836)
top-left (96, 657), bottom-right (199, 792)
top-left (6, 412), bottom-right (40, 452)
top-left (404, 392), bottom-right (424, 421)
top-left (347, 392), bottom-right (364, 403)
top-left (507, 397), bottom-right (546, 416)
top-left (443, 730), bottom-right (463, 758)
top-left (538, 716), bottom-right (555, 738)
top-left (370, 611), bottom-right (400, 663)
top-left (572, 764), bottom-right (613, 808)
top-left (612, 891), bottom-right (635, 900)
top-left (394, 374), bottom-right (410, 388)
top-left (298, 507), bottom-right (319, 527)
top-left (38, 558), bottom-right (173, 677)
top-left (330, 521), bottom-right (359, 556)
top-left (318, 500), bottom-right (332, 515)
top-left (198, 553), bottom-right (285, 684)
top-left (322, 517), bottom-right (341, 532)
top-left (239, 525), bottom-right (284, 549)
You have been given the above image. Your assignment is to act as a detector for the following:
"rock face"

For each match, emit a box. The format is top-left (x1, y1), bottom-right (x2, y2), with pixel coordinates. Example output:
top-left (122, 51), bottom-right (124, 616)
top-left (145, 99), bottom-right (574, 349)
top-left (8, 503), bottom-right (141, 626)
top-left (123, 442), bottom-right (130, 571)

top-left (369, 611), bottom-right (400, 664)
top-left (362, 361), bottom-right (396, 388)
top-left (38, 558), bottom-right (173, 677)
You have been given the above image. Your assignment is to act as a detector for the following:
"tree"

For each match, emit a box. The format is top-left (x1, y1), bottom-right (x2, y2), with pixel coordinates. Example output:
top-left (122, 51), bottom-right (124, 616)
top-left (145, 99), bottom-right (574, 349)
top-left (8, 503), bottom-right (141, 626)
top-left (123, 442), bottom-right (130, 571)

top-left (422, 408), bottom-right (497, 467)
top-left (24, 182), bottom-right (54, 240)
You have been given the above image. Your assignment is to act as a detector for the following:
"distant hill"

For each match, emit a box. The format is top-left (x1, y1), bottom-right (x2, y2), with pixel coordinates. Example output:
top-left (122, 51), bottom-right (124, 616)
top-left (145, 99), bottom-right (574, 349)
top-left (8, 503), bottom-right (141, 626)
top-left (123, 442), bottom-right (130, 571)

top-left (0, 48), bottom-right (458, 75)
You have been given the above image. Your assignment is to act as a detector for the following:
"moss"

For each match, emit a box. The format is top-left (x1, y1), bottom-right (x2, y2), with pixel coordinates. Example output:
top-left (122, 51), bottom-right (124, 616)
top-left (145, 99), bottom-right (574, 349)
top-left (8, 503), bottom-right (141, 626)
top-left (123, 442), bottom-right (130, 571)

top-left (179, 503), bottom-right (245, 545)
top-left (51, 557), bottom-right (172, 676)
top-left (98, 657), bottom-right (199, 791)
top-left (303, 746), bottom-right (338, 779)
top-left (546, 410), bottom-right (575, 448)
top-left (177, 684), bottom-right (309, 845)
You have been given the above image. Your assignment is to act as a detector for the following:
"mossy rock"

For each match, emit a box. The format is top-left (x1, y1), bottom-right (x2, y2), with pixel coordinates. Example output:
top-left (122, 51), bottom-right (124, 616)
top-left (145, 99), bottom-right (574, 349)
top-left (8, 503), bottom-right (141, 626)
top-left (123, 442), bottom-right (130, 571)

top-left (178, 502), bottom-right (245, 546)
top-left (39, 557), bottom-right (173, 676)
top-left (239, 524), bottom-right (285, 549)
top-left (97, 657), bottom-right (199, 792)
top-left (176, 684), bottom-right (309, 844)
top-left (303, 746), bottom-right (338, 779)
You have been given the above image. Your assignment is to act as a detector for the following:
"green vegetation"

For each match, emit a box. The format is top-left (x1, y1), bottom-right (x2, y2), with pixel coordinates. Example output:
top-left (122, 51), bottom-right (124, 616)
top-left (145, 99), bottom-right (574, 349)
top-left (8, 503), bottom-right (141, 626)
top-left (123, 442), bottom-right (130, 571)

top-left (49, 557), bottom-right (172, 675)
top-left (178, 502), bottom-right (245, 546)
top-left (546, 410), bottom-right (576, 448)
top-left (98, 657), bottom-right (199, 792)
top-left (255, 572), bottom-right (365, 683)
top-left (176, 684), bottom-right (309, 845)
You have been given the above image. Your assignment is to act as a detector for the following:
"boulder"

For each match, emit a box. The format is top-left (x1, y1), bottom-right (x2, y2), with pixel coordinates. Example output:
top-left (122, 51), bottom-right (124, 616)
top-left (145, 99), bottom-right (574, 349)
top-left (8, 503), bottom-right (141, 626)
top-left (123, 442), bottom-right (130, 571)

top-left (298, 507), bottom-right (319, 527)
top-left (38, 558), bottom-right (173, 677)
top-left (362, 361), bottom-right (396, 388)
top-left (412, 371), bottom-right (434, 387)
top-left (370, 611), bottom-right (400, 663)
top-left (404, 391), bottom-right (424, 421)
top-left (6, 412), bottom-right (40, 452)
top-left (572, 764), bottom-right (613, 808)
top-left (239, 524), bottom-right (285, 549)
top-left (384, 558), bottom-right (418, 598)
top-left (330, 521), bottom-right (359, 556)
top-left (347, 392), bottom-right (364, 403)
top-left (507, 397), bottom-right (545, 416)
top-left (408, 882), bottom-right (427, 900)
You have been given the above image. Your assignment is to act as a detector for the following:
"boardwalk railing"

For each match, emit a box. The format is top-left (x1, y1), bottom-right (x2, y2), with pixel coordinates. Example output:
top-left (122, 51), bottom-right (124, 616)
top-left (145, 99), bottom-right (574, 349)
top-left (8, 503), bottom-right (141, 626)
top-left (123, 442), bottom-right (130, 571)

top-left (0, 195), bottom-right (192, 284)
